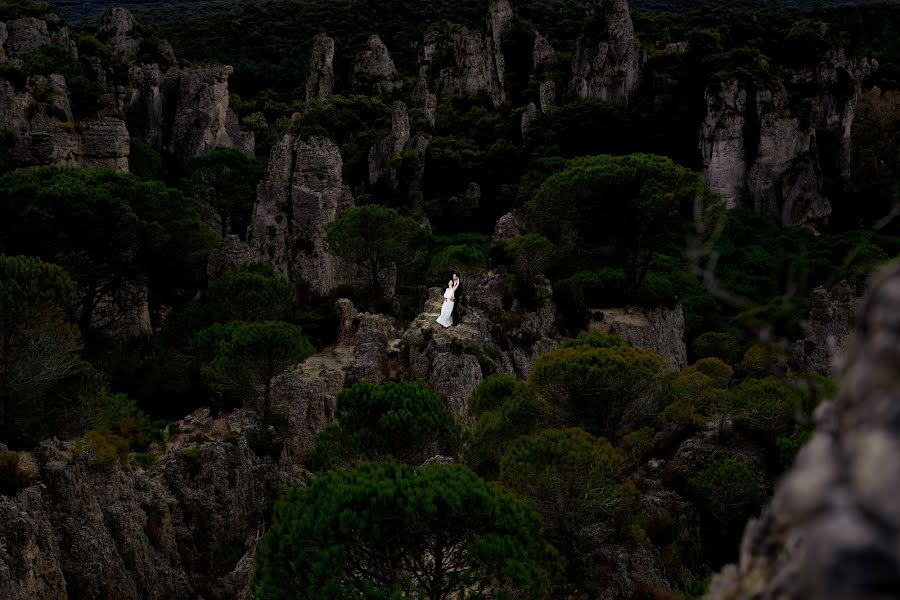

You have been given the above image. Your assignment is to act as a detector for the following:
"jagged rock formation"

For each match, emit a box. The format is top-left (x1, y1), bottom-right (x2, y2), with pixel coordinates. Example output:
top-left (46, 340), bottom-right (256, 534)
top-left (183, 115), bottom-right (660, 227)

top-left (96, 6), bottom-right (175, 65)
top-left (706, 263), bottom-right (900, 600)
top-left (0, 12), bottom-right (77, 61)
top-left (793, 281), bottom-right (860, 376)
top-left (0, 427), bottom-right (283, 600)
top-left (127, 63), bottom-right (254, 159)
top-left (246, 135), bottom-right (354, 293)
top-left (419, 0), bottom-right (512, 108)
top-left (700, 32), bottom-right (874, 226)
top-left (590, 305), bottom-right (688, 370)
top-left (568, 0), bottom-right (642, 101)
top-left (0, 73), bottom-right (130, 170)
top-left (306, 33), bottom-right (335, 104)
top-left (521, 101), bottom-right (539, 137)
top-left (351, 35), bottom-right (402, 96)
top-left (402, 270), bottom-right (558, 420)
top-left (368, 102), bottom-right (429, 205)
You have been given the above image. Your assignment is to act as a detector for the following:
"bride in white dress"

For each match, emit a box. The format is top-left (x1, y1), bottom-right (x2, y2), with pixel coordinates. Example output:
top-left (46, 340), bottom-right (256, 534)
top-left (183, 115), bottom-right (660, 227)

top-left (436, 277), bottom-right (459, 328)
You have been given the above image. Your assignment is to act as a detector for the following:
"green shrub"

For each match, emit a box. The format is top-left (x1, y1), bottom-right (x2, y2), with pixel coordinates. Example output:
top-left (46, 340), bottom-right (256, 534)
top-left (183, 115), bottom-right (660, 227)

top-left (0, 451), bottom-right (34, 496)
top-left (688, 459), bottom-right (765, 553)
top-left (309, 381), bottom-right (461, 471)
top-left (252, 461), bottom-right (560, 600)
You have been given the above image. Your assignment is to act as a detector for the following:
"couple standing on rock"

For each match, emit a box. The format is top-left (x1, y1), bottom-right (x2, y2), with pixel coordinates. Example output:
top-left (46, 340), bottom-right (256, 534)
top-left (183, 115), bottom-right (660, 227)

top-left (436, 273), bottom-right (463, 328)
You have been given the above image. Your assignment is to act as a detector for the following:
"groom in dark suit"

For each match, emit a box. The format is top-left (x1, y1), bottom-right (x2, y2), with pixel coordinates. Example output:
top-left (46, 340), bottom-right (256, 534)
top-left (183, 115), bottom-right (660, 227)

top-left (450, 273), bottom-right (463, 326)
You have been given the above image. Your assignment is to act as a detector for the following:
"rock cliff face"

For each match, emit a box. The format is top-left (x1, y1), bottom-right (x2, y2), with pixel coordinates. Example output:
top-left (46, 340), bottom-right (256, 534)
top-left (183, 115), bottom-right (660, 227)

top-left (706, 263), bottom-right (900, 600)
top-left (590, 305), bottom-right (688, 370)
top-left (0, 12), bottom-right (77, 61)
top-left (351, 35), bottom-right (402, 96)
top-left (246, 135), bottom-right (354, 293)
top-left (700, 35), bottom-right (872, 227)
top-left (306, 33), bottom-right (335, 104)
top-left (0, 428), bottom-right (283, 600)
top-left (401, 270), bottom-right (558, 420)
top-left (127, 63), bottom-right (255, 159)
top-left (419, 0), bottom-right (512, 108)
top-left (568, 0), bottom-right (642, 101)
top-left (0, 74), bottom-right (130, 171)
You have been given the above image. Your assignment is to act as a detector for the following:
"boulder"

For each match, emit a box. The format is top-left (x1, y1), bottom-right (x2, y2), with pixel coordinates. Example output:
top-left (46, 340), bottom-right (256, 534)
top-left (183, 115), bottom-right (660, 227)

top-left (2, 14), bottom-right (77, 60)
top-left (706, 262), bottom-right (900, 600)
top-left (246, 135), bottom-right (355, 293)
top-left (207, 234), bottom-right (259, 279)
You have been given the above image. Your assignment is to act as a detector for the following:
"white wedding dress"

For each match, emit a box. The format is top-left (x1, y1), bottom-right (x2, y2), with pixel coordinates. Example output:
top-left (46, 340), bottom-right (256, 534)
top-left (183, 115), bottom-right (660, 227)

top-left (436, 283), bottom-right (457, 328)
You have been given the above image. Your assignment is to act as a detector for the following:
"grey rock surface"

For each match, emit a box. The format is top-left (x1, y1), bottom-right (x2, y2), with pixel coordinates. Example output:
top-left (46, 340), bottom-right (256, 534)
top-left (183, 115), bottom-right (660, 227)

top-left (246, 134), bottom-right (354, 293)
top-left (351, 35), bottom-right (402, 96)
top-left (568, 0), bottom-right (642, 101)
top-left (590, 305), bottom-right (689, 370)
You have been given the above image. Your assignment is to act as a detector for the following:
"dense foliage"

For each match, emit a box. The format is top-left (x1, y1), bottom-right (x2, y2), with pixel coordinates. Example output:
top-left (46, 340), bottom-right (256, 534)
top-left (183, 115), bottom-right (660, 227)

top-left (252, 460), bottom-right (561, 600)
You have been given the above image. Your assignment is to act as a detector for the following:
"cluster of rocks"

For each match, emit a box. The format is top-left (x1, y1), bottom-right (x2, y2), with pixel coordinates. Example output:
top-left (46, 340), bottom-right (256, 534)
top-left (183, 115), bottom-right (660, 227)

top-left (700, 31), bottom-right (876, 227)
top-left (590, 305), bottom-right (689, 370)
top-left (0, 6), bottom-right (253, 173)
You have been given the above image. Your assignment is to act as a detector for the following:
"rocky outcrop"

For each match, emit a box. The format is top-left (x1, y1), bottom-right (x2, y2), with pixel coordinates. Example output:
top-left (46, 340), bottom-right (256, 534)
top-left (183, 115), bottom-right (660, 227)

top-left (0, 13), bottom-right (77, 60)
top-left (568, 0), bottom-right (642, 101)
top-left (246, 135), bottom-right (354, 293)
top-left (336, 298), bottom-right (404, 386)
top-left (368, 102), bottom-right (429, 205)
top-left (700, 34), bottom-right (873, 226)
top-left (402, 270), bottom-right (558, 419)
top-left (306, 33), bottom-right (335, 105)
top-left (521, 101), bottom-right (539, 137)
top-left (351, 35), bottom-right (402, 96)
top-left (0, 431), bottom-right (284, 600)
top-left (419, 2), bottom-right (510, 109)
top-left (706, 263), bottom-right (900, 600)
top-left (793, 282), bottom-right (860, 376)
top-left (590, 305), bottom-right (688, 370)
top-left (127, 63), bottom-right (254, 159)
top-left (492, 210), bottom-right (526, 246)
top-left (96, 6), bottom-right (175, 65)
top-left (0, 74), bottom-right (130, 170)
top-left (73, 117), bottom-right (130, 170)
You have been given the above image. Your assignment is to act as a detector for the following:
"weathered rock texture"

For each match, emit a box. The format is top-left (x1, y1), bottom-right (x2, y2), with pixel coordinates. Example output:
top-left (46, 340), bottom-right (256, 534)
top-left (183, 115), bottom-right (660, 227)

top-left (246, 135), bottom-right (354, 293)
top-left (793, 281), bottom-right (861, 376)
top-left (127, 63), bottom-right (254, 159)
top-left (0, 74), bottom-right (130, 170)
top-left (351, 35), bottom-right (402, 96)
top-left (700, 34), bottom-right (874, 226)
top-left (402, 270), bottom-right (558, 420)
top-left (590, 305), bottom-right (688, 370)
top-left (0, 12), bottom-right (77, 60)
top-left (706, 263), bottom-right (900, 600)
top-left (306, 33), bottom-right (335, 104)
top-left (0, 430), bottom-right (283, 600)
top-left (419, 0), bottom-right (512, 108)
top-left (568, 0), bottom-right (642, 101)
